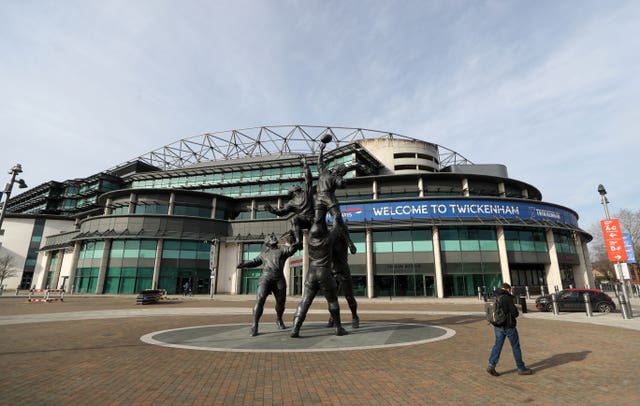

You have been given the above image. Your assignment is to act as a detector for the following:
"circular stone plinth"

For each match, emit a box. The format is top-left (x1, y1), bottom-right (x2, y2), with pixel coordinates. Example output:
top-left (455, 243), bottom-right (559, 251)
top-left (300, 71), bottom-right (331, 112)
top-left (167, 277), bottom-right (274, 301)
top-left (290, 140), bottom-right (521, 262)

top-left (140, 322), bottom-right (455, 353)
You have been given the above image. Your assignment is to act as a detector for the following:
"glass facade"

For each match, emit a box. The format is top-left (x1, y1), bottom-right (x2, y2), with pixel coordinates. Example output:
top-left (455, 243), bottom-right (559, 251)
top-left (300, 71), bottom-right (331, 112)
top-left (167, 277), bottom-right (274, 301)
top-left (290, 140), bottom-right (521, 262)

top-left (104, 240), bottom-right (157, 294)
top-left (159, 239), bottom-right (211, 294)
top-left (504, 229), bottom-right (547, 252)
top-left (372, 229), bottom-right (435, 297)
top-left (21, 219), bottom-right (46, 289)
top-left (439, 227), bottom-right (501, 296)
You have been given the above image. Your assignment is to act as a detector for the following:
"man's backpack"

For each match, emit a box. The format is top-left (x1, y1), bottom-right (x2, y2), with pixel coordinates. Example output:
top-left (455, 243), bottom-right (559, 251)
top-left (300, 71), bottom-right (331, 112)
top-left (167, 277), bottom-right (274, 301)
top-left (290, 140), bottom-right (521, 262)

top-left (485, 295), bottom-right (507, 326)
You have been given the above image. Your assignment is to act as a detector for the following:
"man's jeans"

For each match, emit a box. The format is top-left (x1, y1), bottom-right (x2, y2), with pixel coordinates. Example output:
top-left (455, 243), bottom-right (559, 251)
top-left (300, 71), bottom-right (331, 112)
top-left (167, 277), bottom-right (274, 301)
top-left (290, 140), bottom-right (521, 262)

top-left (489, 326), bottom-right (526, 370)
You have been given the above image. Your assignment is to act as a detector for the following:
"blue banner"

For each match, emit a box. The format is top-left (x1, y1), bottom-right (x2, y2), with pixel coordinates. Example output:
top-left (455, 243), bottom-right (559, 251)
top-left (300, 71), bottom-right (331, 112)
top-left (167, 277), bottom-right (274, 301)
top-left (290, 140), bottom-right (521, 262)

top-left (623, 233), bottom-right (637, 264)
top-left (335, 199), bottom-right (579, 227)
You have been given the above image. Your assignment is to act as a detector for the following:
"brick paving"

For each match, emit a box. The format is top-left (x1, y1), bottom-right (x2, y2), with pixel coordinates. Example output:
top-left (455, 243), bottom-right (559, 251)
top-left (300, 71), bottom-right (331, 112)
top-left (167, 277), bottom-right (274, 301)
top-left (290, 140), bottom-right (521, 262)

top-left (0, 295), bottom-right (639, 405)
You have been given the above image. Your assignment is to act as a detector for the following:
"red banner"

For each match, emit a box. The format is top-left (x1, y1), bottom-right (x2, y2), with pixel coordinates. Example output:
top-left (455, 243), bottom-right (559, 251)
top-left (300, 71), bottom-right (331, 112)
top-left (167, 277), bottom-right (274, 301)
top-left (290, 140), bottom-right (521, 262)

top-left (601, 218), bottom-right (628, 262)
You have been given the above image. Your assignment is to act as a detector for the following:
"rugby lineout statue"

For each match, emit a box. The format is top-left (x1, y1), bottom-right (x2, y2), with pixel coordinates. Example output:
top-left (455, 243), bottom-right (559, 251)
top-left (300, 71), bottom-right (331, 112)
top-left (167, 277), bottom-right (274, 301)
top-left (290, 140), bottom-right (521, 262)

top-left (291, 134), bottom-right (357, 337)
top-left (238, 134), bottom-right (359, 338)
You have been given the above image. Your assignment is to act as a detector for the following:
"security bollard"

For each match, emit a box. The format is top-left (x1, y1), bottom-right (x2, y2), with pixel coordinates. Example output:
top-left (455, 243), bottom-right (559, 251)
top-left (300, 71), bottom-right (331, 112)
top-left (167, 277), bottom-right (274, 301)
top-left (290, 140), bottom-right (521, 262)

top-left (541, 285), bottom-right (546, 296)
top-left (583, 292), bottom-right (592, 318)
top-left (477, 286), bottom-right (482, 301)
top-left (552, 293), bottom-right (559, 315)
top-left (519, 295), bottom-right (527, 313)
top-left (525, 286), bottom-right (530, 300)
top-left (618, 293), bottom-right (631, 320)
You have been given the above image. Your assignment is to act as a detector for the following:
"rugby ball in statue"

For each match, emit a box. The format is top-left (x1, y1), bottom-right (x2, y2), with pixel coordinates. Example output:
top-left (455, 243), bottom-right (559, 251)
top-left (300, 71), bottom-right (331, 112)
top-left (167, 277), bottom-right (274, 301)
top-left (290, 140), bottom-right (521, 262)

top-left (320, 134), bottom-right (333, 144)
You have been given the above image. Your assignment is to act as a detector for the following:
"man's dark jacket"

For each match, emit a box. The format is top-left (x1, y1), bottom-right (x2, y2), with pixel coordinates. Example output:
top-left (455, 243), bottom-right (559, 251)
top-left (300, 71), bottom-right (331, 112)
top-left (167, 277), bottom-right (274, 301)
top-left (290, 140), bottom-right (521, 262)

top-left (495, 288), bottom-right (519, 328)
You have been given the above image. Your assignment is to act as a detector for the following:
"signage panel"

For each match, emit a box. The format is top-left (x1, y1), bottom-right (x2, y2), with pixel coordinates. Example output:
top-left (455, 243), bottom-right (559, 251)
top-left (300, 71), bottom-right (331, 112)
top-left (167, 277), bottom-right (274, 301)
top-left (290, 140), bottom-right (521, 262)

top-left (622, 233), bottom-right (637, 264)
top-left (334, 199), bottom-right (579, 227)
top-left (600, 219), bottom-right (627, 262)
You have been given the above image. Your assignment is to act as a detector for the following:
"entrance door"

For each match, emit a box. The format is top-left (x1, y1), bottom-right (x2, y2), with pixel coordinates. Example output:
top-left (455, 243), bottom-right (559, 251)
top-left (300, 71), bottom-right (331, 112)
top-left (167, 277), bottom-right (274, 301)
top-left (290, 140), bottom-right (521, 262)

top-left (240, 269), bottom-right (261, 294)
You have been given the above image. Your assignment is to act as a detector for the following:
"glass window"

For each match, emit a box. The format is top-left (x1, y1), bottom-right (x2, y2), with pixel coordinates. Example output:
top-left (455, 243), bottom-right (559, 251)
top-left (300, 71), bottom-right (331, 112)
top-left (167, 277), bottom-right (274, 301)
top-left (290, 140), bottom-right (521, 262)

top-left (373, 231), bottom-right (393, 253)
top-left (110, 240), bottom-right (125, 258)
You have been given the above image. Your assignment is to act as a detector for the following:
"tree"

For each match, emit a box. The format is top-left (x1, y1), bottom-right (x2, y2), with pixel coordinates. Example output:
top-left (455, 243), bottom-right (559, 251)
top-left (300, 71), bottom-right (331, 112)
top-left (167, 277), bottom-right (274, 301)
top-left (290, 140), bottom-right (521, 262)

top-left (617, 209), bottom-right (640, 255)
top-left (0, 254), bottom-right (17, 288)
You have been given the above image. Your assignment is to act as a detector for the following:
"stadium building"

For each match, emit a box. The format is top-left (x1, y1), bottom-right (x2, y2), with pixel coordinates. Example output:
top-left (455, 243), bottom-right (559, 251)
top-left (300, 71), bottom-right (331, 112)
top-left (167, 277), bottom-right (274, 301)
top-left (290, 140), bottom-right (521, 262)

top-left (0, 125), bottom-right (593, 298)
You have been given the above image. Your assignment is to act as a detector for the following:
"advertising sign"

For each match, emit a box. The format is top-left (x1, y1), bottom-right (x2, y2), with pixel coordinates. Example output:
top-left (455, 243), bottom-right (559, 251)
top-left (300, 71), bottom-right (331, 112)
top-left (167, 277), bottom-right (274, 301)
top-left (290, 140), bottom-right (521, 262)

top-left (622, 232), bottom-right (637, 264)
top-left (600, 219), bottom-right (627, 262)
top-left (335, 199), bottom-right (579, 227)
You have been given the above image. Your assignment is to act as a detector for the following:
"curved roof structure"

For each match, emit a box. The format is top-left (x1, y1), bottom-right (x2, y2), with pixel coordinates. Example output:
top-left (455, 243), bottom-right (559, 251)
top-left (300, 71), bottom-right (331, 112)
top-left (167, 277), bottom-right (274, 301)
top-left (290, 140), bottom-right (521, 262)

top-left (114, 125), bottom-right (473, 171)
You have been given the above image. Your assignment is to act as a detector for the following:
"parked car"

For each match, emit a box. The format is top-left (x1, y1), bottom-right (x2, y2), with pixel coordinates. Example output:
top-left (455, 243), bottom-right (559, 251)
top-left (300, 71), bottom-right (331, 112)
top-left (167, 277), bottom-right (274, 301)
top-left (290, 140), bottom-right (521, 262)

top-left (136, 289), bottom-right (164, 305)
top-left (535, 288), bottom-right (616, 313)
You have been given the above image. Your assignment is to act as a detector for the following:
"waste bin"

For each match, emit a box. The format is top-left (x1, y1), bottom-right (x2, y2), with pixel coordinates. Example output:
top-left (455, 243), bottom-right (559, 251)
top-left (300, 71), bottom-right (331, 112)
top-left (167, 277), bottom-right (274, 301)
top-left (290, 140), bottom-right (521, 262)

top-left (519, 295), bottom-right (527, 313)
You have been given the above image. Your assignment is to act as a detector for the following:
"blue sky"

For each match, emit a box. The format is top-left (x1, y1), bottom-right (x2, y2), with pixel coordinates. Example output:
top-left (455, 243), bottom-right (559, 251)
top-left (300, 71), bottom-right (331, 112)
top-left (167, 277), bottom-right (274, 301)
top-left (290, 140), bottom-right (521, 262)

top-left (1, 0), bottom-right (638, 235)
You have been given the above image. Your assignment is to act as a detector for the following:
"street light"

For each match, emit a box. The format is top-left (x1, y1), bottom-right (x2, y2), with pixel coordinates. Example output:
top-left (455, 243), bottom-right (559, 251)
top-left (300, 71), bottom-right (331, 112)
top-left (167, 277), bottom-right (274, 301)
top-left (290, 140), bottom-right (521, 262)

top-left (597, 184), bottom-right (632, 318)
top-left (0, 164), bottom-right (28, 237)
top-left (597, 184), bottom-right (610, 219)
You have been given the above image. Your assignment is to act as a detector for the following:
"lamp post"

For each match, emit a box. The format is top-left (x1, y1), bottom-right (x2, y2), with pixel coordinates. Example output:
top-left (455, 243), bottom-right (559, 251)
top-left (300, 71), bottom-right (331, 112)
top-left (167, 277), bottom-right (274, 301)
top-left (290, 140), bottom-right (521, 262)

top-left (0, 164), bottom-right (28, 237)
top-left (598, 184), bottom-right (632, 317)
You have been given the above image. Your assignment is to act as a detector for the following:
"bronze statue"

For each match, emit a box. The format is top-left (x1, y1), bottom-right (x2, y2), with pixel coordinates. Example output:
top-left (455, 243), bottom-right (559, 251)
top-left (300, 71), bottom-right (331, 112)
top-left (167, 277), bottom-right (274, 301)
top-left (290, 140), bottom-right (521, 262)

top-left (313, 140), bottom-right (357, 254)
top-left (326, 222), bottom-right (360, 329)
top-left (290, 212), bottom-right (347, 337)
top-left (237, 233), bottom-right (300, 336)
top-left (264, 156), bottom-right (313, 247)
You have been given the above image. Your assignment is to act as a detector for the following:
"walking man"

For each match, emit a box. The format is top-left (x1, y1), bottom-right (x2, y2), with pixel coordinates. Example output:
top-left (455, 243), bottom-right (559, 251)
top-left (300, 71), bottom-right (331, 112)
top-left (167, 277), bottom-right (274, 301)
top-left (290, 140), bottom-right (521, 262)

top-left (487, 283), bottom-right (534, 376)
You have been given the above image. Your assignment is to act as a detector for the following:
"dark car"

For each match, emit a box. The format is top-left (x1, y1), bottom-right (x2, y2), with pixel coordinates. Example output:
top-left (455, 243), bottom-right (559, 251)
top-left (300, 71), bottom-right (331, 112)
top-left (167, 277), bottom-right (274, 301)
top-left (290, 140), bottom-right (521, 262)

top-left (136, 289), bottom-right (164, 305)
top-left (535, 288), bottom-right (616, 313)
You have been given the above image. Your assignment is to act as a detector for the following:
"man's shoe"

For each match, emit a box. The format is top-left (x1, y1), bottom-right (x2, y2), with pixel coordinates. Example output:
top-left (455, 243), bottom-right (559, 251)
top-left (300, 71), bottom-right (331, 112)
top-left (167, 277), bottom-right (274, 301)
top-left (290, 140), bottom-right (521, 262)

top-left (335, 327), bottom-right (348, 336)
top-left (518, 368), bottom-right (534, 375)
top-left (486, 366), bottom-right (500, 377)
top-left (352, 316), bottom-right (360, 329)
top-left (326, 318), bottom-right (335, 328)
top-left (250, 326), bottom-right (258, 337)
top-left (276, 319), bottom-right (286, 329)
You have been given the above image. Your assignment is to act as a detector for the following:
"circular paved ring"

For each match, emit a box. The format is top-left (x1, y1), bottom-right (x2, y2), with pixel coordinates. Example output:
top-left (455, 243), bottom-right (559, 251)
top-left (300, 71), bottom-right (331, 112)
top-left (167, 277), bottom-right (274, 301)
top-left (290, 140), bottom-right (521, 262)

top-left (140, 322), bottom-right (456, 353)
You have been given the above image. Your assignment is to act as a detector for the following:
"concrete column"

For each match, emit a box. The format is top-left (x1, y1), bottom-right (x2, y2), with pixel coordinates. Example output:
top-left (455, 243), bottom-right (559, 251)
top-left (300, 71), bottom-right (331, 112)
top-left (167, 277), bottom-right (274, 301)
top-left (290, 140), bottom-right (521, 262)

top-left (251, 199), bottom-right (256, 220)
top-left (418, 177), bottom-right (424, 197)
top-left (366, 227), bottom-right (374, 298)
top-left (95, 239), bottom-right (112, 294)
top-left (302, 230), bottom-right (309, 288)
top-left (462, 178), bottom-right (470, 197)
top-left (372, 180), bottom-right (378, 200)
top-left (496, 226), bottom-right (511, 285)
top-left (105, 198), bottom-right (112, 215)
top-left (129, 193), bottom-right (137, 214)
top-left (498, 182), bottom-right (506, 197)
top-left (210, 197), bottom-right (217, 219)
top-left (168, 192), bottom-right (176, 215)
top-left (433, 226), bottom-right (444, 298)
top-left (51, 249), bottom-right (64, 289)
top-left (574, 233), bottom-right (594, 288)
top-left (152, 239), bottom-right (163, 289)
top-left (39, 252), bottom-right (53, 289)
top-left (67, 241), bottom-right (81, 294)
top-left (545, 229), bottom-right (562, 291)
top-left (283, 256), bottom-right (291, 292)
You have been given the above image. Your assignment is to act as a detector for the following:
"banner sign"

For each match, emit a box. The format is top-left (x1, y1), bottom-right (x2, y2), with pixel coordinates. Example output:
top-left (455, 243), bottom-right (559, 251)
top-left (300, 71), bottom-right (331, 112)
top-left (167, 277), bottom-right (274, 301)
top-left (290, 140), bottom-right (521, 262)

top-left (622, 232), bottom-right (637, 264)
top-left (334, 199), bottom-right (579, 227)
top-left (600, 219), bottom-right (627, 263)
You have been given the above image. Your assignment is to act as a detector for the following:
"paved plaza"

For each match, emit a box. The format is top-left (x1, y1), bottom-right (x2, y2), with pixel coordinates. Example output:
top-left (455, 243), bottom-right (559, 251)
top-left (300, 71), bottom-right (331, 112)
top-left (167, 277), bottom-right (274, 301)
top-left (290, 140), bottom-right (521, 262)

top-left (1, 294), bottom-right (639, 405)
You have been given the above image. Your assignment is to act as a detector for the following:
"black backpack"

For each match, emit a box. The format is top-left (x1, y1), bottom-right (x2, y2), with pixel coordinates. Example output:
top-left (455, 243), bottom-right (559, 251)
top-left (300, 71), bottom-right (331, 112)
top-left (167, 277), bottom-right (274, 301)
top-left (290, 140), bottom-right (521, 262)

top-left (485, 295), bottom-right (507, 326)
